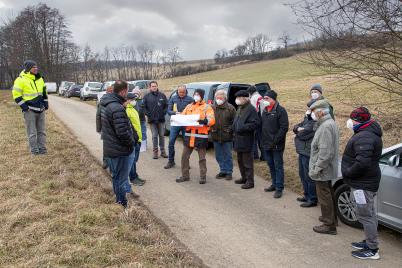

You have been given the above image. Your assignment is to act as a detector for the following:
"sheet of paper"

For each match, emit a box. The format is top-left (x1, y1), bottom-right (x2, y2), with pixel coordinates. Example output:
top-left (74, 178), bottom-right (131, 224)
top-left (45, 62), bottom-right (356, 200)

top-left (170, 114), bottom-right (200, 127)
top-left (353, 189), bottom-right (366, 205)
top-left (140, 140), bottom-right (147, 153)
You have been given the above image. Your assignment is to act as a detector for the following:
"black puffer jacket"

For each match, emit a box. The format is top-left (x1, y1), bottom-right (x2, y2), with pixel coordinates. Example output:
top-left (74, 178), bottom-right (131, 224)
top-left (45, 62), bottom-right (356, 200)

top-left (233, 102), bottom-right (260, 152)
top-left (342, 121), bottom-right (383, 192)
top-left (293, 114), bottom-right (316, 156)
top-left (135, 99), bottom-right (146, 123)
top-left (143, 91), bottom-right (168, 123)
top-left (100, 93), bottom-right (138, 157)
top-left (260, 102), bottom-right (289, 151)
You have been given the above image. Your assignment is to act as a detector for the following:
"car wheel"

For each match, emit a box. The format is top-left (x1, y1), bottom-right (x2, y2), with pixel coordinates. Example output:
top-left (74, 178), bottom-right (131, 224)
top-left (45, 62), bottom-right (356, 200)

top-left (334, 183), bottom-right (363, 229)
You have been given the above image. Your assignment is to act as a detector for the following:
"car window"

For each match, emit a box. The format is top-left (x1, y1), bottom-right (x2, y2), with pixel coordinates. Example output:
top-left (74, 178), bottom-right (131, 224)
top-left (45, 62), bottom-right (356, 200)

top-left (136, 82), bottom-right (146, 89)
top-left (379, 151), bottom-right (395, 165)
top-left (88, 82), bottom-right (102, 88)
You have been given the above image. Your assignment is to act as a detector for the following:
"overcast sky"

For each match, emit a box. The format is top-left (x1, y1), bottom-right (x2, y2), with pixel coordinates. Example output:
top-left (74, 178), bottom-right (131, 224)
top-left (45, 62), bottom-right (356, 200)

top-left (0, 0), bottom-right (306, 60)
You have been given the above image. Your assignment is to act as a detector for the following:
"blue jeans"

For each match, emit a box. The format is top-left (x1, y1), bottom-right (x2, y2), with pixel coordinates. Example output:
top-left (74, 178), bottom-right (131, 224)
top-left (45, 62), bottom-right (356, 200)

top-left (140, 121), bottom-right (147, 142)
top-left (214, 141), bottom-right (233, 175)
top-left (168, 126), bottom-right (185, 162)
top-left (128, 143), bottom-right (141, 181)
top-left (105, 156), bottom-right (129, 207)
top-left (298, 154), bottom-right (317, 203)
top-left (263, 150), bottom-right (285, 191)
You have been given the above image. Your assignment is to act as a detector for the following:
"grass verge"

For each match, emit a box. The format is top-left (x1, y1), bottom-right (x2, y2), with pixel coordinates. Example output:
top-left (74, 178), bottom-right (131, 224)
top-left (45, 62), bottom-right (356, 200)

top-left (0, 90), bottom-right (204, 267)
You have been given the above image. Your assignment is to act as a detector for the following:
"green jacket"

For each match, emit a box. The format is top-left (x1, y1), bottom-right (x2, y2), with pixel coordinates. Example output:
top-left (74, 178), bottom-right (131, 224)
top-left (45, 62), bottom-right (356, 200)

top-left (126, 104), bottom-right (142, 142)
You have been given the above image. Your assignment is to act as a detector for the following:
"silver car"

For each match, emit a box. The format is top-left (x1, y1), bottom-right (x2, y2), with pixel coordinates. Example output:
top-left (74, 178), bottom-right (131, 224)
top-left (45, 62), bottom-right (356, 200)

top-left (333, 143), bottom-right (402, 232)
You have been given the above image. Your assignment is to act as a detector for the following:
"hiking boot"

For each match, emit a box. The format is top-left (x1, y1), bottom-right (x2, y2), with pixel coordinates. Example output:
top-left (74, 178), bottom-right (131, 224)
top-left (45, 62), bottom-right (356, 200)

top-left (160, 151), bottom-right (168, 158)
top-left (153, 149), bottom-right (158, 159)
top-left (215, 172), bottom-right (226, 179)
top-left (313, 224), bottom-right (337, 235)
top-left (351, 248), bottom-right (380, 260)
top-left (164, 161), bottom-right (175, 169)
top-left (273, 190), bottom-right (283, 199)
top-left (199, 177), bottom-right (206, 184)
top-left (297, 197), bottom-right (307, 202)
top-left (300, 201), bottom-right (317, 208)
top-left (225, 174), bottom-right (233, 181)
top-left (128, 192), bottom-right (140, 199)
top-left (351, 240), bottom-right (369, 250)
top-left (234, 178), bottom-right (247, 184)
top-left (241, 182), bottom-right (254, 189)
top-left (264, 185), bottom-right (276, 192)
top-left (132, 178), bottom-right (146, 186)
top-left (176, 176), bottom-right (190, 183)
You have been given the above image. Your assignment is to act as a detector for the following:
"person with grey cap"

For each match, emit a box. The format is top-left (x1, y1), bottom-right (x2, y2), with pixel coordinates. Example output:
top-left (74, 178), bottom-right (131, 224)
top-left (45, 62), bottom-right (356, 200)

top-left (309, 83), bottom-right (334, 119)
top-left (12, 60), bottom-right (48, 155)
top-left (309, 99), bottom-right (339, 235)
top-left (233, 90), bottom-right (260, 189)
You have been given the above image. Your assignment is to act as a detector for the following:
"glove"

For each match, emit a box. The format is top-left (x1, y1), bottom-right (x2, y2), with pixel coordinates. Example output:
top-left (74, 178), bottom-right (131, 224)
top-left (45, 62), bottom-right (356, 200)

top-left (44, 101), bottom-right (49, 110)
top-left (198, 118), bottom-right (208, 125)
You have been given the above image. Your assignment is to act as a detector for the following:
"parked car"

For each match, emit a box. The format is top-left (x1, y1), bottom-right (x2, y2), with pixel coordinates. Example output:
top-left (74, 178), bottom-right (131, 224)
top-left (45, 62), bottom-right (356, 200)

top-left (80, 82), bottom-right (102, 101)
top-left (66, 84), bottom-right (83, 98)
top-left (333, 143), bottom-right (402, 233)
top-left (97, 81), bottom-right (116, 103)
top-left (58, 81), bottom-right (75, 96)
top-left (45, 82), bottom-right (57, 94)
top-left (128, 80), bottom-right (152, 95)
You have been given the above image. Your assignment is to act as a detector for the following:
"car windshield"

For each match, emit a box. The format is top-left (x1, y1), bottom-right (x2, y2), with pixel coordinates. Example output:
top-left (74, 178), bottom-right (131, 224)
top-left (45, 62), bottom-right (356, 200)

top-left (89, 82), bottom-right (102, 89)
top-left (187, 84), bottom-right (213, 100)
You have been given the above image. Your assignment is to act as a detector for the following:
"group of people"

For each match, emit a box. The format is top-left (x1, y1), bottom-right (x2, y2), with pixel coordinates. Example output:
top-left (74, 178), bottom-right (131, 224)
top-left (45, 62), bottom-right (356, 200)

top-left (13, 60), bottom-right (384, 260)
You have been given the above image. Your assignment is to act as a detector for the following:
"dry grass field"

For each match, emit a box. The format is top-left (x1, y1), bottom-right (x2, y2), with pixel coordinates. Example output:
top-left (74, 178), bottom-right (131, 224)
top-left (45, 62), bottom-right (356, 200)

top-left (0, 90), bottom-right (203, 267)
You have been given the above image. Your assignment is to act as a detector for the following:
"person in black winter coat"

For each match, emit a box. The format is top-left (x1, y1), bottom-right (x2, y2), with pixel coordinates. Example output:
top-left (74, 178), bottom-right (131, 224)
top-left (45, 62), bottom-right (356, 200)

top-left (233, 90), bottom-right (260, 189)
top-left (293, 100), bottom-right (318, 207)
top-left (99, 80), bottom-right (138, 208)
top-left (142, 81), bottom-right (168, 159)
top-left (260, 90), bottom-right (289, 198)
top-left (341, 107), bottom-right (383, 260)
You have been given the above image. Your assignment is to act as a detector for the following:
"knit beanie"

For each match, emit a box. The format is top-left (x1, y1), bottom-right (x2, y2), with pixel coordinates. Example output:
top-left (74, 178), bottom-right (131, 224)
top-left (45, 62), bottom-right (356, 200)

top-left (350, 107), bottom-right (371, 123)
top-left (23, 60), bottom-right (37, 72)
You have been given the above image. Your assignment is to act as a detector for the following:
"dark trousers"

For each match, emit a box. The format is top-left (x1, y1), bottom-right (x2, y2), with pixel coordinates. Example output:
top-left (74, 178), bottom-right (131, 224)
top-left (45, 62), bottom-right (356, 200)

top-left (253, 128), bottom-right (262, 159)
top-left (181, 146), bottom-right (207, 178)
top-left (264, 150), bottom-right (285, 191)
top-left (105, 155), bottom-right (129, 207)
top-left (237, 151), bottom-right (254, 184)
top-left (316, 181), bottom-right (338, 227)
top-left (298, 154), bottom-right (317, 203)
top-left (168, 126), bottom-right (185, 162)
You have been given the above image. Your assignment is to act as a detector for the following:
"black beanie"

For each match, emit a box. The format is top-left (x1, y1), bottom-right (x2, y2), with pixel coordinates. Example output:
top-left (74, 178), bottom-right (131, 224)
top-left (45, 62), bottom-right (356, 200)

top-left (264, 90), bottom-right (277, 100)
top-left (235, 90), bottom-right (249, 97)
top-left (23, 60), bottom-right (37, 72)
top-left (247, 86), bottom-right (257, 94)
top-left (194, 88), bottom-right (205, 100)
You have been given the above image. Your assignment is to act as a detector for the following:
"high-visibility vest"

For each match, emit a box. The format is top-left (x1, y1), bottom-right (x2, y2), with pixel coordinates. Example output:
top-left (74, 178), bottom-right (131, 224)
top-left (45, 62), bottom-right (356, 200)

top-left (12, 70), bottom-right (47, 112)
top-left (182, 100), bottom-right (215, 147)
top-left (126, 104), bottom-right (142, 142)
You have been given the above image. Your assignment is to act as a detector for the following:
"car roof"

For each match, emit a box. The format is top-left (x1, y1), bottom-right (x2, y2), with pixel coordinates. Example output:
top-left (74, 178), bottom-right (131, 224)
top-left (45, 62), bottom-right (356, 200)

top-left (382, 143), bottom-right (402, 154)
top-left (186, 81), bottom-right (224, 86)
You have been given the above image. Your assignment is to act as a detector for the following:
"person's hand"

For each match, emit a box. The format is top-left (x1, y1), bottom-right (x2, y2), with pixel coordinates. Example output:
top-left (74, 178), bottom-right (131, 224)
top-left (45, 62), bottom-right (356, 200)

top-left (198, 118), bottom-right (208, 125)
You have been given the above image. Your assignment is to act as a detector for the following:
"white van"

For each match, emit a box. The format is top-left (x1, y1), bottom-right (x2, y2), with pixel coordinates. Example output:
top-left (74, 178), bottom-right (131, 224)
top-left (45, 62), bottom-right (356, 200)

top-left (45, 82), bottom-right (57, 93)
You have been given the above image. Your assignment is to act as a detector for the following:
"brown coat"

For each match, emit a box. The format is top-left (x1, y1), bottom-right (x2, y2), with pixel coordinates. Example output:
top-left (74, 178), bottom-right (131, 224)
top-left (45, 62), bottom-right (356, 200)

top-left (211, 101), bottom-right (236, 143)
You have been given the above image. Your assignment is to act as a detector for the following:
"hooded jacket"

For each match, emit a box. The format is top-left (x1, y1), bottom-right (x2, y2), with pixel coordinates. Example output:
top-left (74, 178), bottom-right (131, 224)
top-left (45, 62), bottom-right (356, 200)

top-left (342, 120), bottom-right (383, 192)
top-left (99, 93), bottom-right (138, 157)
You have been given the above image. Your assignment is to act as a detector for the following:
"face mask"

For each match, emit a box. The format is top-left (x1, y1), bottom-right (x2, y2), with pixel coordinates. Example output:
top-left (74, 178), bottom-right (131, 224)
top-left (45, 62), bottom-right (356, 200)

top-left (130, 100), bottom-right (137, 106)
top-left (216, 99), bottom-right (224, 105)
top-left (346, 119), bottom-right (354, 129)
top-left (311, 111), bottom-right (318, 121)
top-left (193, 95), bottom-right (201, 102)
top-left (311, 92), bottom-right (320, 100)
top-left (305, 110), bottom-right (311, 115)
top-left (262, 100), bottom-right (270, 107)
top-left (235, 98), bottom-right (242, 106)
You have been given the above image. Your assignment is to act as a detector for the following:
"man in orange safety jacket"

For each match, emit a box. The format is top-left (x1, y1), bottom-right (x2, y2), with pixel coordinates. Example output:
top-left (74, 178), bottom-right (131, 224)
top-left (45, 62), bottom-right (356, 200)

top-left (176, 88), bottom-right (215, 184)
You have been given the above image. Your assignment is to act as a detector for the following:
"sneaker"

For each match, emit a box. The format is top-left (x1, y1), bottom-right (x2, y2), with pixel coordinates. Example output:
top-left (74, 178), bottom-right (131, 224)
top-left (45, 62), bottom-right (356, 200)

top-left (264, 185), bottom-right (276, 192)
top-left (215, 173), bottom-right (226, 179)
top-left (351, 240), bottom-right (369, 250)
top-left (297, 197), bottom-right (307, 202)
top-left (234, 178), bottom-right (247, 184)
top-left (164, 161), bottom-right (175, 169)
top-left (273, 190), bottom-right (283, 198)
top-left (313, 224), bottom-right (337, 235)
top-left (199, 177), bottom-right (206, 184)
top-left (225, 174), bottom-right (233, 181)
top-left (132, 178), bottom-right (146, 186)
top-left (300, 201), bottom-right (317, 208)
top-left (351, 248), bottom-right (380, 260)
top-left (176, 176), bottom-right (190, 183)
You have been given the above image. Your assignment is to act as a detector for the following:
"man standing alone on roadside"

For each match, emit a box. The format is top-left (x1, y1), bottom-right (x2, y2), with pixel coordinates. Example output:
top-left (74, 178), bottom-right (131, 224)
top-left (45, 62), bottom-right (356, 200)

top-left (12, 60), bottom-right (48, 155)
top-left (309, 100), bottom-right (339, 235)
top-left (143, 80), bottom-right (168, 159)
top-left (99, 80), bottom-right (138, 208)
top-left (164, 85), bottom-right (193, 169)
top-left (342, 107), bottom-right (383, 260)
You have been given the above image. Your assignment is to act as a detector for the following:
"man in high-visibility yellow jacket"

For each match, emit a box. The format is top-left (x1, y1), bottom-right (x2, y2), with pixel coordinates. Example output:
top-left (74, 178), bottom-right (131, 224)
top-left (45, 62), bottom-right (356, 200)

top-left (12, 60), bottom-right (48, 155)
top-left (177, 88), bottom-right (215, 184)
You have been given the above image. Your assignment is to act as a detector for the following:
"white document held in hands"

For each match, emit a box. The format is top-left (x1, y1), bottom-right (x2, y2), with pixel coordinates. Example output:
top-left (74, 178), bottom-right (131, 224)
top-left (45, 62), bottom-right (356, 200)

top-left (170, 114), bottom-right (200, 127)
top-left (140, 140), bottom-right (147, 152)
top-left (353, 189), bottom-right (367, 205)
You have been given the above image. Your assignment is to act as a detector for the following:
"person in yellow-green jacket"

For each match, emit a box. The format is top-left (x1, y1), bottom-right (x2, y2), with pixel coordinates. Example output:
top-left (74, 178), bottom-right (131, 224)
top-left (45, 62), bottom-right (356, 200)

top-left (12, 60), bottom-right (48, 155)
top-left (125, 93), bottom-right (146, 189)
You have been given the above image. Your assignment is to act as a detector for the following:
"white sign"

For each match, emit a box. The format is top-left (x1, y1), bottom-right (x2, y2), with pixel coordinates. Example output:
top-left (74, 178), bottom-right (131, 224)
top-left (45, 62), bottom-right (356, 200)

top-left (170, 114), bottom-right (200, 127)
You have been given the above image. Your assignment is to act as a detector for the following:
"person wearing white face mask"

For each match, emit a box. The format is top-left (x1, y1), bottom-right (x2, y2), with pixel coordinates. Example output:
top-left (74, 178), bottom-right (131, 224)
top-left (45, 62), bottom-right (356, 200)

top-left (309, 83), bottom-right (335, 119)
top-left (211, 90), bottom-right (236, 180)
top-left (309, 99), bottom-right (339, 235)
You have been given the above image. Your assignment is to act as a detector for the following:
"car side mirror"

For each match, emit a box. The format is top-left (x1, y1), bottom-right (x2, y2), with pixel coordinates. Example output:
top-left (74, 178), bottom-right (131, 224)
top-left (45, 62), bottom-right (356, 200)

top-left (387, 155), bottom-right (398, 167)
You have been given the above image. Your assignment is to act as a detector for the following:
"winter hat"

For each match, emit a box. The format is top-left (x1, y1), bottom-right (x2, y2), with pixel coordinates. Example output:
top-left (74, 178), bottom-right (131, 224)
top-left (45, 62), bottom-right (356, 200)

top-left (264, 90), bottom-right (277, 100)
top-left (235, 90), bottom-right (249, 98)
top-left (23, 60), bottom-right (37, 72)
top-left (132, 87), bottom-right (141, 98)
top-left (310, 83), bottom-right (323, 94)
top-left (350, 107), bottom-right (371, 123)
top-left (194, 88), bottom-right (205, 100)
top-left (309, 99), bottom-right (329, 111)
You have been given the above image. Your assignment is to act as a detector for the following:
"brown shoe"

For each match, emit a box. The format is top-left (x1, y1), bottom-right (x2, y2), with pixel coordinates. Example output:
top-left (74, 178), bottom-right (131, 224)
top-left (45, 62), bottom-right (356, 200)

top-left (164, 161), bottom-right (175, 169)
top-left (313, 224), bottom-right (337, 235)
top-left (319, 216), bottom-right (338, 226)
top-left (176, 176), bottom-right (190, 183)
top-left (153, 149), bottom-right (158, 159)
top-left (160, 151), bottom-right (168, 158)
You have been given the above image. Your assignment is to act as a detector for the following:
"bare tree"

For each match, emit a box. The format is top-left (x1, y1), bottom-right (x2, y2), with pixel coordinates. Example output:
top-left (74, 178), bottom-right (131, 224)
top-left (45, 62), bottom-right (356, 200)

top-left (166, 47), bottom-right (182, 78)
top-left (278, 32), bottom-right (291, 52)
